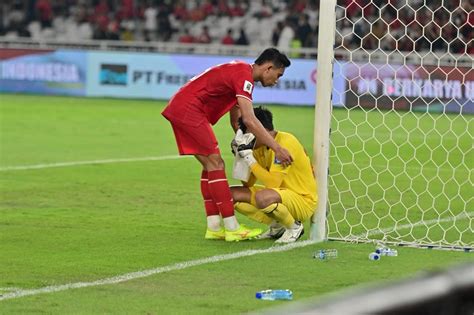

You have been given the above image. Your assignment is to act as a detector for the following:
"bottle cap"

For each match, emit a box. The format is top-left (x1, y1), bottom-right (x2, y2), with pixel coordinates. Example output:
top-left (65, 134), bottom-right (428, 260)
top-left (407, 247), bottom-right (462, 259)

top-left (256, 292), bottom-right (263, 299)
top-left (369, 252), bottom-right (380, 261)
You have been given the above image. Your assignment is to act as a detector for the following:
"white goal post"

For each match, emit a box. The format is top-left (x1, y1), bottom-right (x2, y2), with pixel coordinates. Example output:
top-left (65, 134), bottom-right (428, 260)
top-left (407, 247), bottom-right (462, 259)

top-left (311, 0), bottom-right (337, 242)
top-left (311, 0), bottom-right (473, 250)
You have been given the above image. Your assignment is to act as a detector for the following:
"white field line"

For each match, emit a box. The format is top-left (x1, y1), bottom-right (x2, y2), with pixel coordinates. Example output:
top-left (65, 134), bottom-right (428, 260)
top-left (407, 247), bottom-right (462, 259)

top-left (0, 157), bottom-right (461, 175)
top-left (330, 159), bottom-right (473, 174)
top-left (0, 240), bottom-right (317, 301)
top-left (0, 155), bottom-right (192, 171)
top-left (356, 212), bottom-right (473, 238)
top-left (1, 213), bottom-right (471, 301)
top-left (0, 288), bottom-right (22, 292)
top-left (336, 130), bottom-right (465, 141)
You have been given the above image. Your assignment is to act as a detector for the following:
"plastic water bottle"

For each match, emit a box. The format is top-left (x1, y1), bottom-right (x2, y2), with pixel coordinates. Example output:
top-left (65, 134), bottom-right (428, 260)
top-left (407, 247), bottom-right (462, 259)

top-left (256, 289), bottom-right (293, 301)
top-left (369, 252), bottom-right (381, 261)
top-left (375, 247), bottom-right (398, 256)
top-left (384, 249), bottom-right (398, 256)
top-left (314, 249), bottom-right (338, 260)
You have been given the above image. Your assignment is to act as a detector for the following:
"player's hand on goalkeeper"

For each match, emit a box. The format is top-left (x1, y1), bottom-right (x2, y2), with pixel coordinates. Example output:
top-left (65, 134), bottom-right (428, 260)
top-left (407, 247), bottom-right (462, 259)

top-left (274, 146), bottom-right (293, 167)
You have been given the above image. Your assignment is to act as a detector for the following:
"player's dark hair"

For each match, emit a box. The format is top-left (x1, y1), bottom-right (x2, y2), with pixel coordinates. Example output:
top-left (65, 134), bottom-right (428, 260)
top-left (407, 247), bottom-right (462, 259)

top-left (239, 106), bottom-right (274, 133)
top-left (254, 48), bottom-right (291, 69)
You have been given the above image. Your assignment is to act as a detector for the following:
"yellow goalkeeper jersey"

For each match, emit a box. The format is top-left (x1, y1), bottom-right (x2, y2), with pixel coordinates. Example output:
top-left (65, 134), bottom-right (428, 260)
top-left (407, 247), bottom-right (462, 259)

top-left (252, 131), bottom-right (317, 202)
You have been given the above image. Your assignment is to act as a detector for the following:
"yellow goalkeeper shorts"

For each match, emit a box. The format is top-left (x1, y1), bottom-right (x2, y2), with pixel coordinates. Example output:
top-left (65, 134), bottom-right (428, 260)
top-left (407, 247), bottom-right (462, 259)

top-left (248, 185), bottom-right (317, 222)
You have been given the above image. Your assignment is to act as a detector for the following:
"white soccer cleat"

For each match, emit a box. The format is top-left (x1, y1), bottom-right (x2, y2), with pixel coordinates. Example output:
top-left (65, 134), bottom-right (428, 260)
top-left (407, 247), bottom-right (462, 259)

top-left (274, 221), bottom-right (304, 244)
top-left (258, 223), bottom-right (285, 239)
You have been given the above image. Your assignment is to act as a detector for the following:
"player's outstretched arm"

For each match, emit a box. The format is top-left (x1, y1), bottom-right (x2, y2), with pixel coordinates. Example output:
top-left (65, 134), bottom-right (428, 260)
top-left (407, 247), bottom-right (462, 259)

top-left (237, 97), bottom-right (293, 166)
top-left (229, 105), bottom-right (240, 132)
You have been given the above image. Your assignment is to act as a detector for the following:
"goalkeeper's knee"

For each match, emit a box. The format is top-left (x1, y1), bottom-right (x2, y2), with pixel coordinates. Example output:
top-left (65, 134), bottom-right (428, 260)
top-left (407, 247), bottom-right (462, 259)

top-left (261, 203), bottom-right (294, 228)
top-left (261, 203), bottom-right (278, 214)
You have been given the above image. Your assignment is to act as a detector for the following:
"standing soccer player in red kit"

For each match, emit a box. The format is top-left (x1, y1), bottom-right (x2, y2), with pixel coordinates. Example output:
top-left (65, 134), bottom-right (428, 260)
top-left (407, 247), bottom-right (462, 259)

top-left (162, 48), bottom-right (292, 241)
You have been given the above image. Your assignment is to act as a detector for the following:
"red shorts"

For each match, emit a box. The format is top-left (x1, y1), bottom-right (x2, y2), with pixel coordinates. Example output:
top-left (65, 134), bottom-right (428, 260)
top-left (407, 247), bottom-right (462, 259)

top-left (169, 120), bottom-right (220, 155)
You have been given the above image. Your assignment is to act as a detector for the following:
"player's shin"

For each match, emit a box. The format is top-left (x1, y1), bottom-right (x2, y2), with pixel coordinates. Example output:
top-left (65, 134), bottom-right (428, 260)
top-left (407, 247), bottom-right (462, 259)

top-left (208, 170), bottom-right (238, 230)
top-left (261, 203), bottom-right (295, 228)
top-left (201, 171), bottom-right (221, 231)
top-left (235, 202), bottom-right (273, 224)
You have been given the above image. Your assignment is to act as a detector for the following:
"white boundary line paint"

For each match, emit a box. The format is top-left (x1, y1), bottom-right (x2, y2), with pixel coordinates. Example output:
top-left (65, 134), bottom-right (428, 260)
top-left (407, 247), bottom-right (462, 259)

top-left (0, 288), bottom-right (23, 292)
top-left (1, 213), bottom-right (471, 301)
top-left (0, 240), bottom-right (317, 301)
top-left (0, 155), bottom-right (468, 175)
top-left (0, 155), bottom-right (192, 171)
top-left (359, 212), bottom-right (473, 238)
top-left (331, 160), bottom-right (472, 174)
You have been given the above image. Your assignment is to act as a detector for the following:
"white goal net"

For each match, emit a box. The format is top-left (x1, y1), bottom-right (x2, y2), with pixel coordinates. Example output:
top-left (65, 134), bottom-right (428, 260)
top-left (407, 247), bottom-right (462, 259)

top-left (315, 0), bottom-right (473, 250)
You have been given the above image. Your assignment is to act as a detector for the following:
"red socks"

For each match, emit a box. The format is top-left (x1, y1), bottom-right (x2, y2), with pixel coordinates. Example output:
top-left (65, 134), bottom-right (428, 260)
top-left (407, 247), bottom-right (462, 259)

top-left (200, 171), bottom-right (219, 216)
top-left (205, 170), bottom-right (235, 218)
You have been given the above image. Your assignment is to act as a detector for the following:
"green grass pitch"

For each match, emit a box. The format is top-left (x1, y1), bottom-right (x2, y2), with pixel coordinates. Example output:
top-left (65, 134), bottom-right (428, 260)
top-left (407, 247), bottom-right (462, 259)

top-left (0, 94), bottom-right (472, 314)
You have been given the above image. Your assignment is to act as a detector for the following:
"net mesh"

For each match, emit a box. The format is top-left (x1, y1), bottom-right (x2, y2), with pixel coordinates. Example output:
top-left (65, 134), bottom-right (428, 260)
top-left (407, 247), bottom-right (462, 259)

top-left (327, 0), bottom-right (473, 249)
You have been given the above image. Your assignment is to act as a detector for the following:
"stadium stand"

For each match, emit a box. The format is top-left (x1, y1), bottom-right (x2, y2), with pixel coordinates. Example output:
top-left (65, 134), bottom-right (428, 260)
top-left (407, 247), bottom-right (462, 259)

top-left (1, 0), bottom-right (472, 54)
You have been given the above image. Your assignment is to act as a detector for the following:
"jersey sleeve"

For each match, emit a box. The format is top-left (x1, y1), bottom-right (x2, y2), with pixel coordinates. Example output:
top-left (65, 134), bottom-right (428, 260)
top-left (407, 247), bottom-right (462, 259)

top-left (231, 67), bottom-right (254, 102)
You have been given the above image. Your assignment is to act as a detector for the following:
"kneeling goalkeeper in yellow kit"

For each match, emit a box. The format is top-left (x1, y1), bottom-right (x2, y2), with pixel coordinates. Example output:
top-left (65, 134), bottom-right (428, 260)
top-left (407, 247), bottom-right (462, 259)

top-left (230, 106), bottom-right (318, 243)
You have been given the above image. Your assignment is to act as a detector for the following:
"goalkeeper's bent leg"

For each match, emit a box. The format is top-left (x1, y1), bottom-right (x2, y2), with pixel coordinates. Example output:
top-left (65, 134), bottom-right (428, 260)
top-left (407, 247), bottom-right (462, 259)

top-left (235, 202), bottom-right (273, 225)
top-left (261, 203), bottom-right (295, 228)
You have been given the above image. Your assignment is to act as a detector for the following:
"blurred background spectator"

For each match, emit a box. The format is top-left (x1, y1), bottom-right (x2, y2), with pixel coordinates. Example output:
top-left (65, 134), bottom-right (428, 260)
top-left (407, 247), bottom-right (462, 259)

top-left (235, 27), bottom-right (248, 45)
top-left (0, 0), bottom-right (471, 55)
top-left (196, 24), bottom-right (211, 43)
top-left (221, 28), bottom-right (234, 45)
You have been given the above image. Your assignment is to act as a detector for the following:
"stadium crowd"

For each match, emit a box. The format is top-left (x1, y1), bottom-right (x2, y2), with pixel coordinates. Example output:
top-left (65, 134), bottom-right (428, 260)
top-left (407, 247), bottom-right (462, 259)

top-left (0, 0), bottom-right (472, 54)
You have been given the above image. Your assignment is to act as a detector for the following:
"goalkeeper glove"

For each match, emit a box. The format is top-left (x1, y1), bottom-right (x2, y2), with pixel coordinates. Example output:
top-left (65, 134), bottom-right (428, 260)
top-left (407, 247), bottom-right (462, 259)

top-left (231, 129), bottom-right (256, 155)
top-left (232, 154), bottom-right (251, 181)
top-left (231, 139), bottom-right (238, 155)
top-left (231, 129), bottom-right (243, 155)
top-left (238, 147), bottom-right (257, 167)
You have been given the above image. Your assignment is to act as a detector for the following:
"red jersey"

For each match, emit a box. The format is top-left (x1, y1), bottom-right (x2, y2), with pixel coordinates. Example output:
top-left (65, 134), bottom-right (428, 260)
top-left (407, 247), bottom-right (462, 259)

top-left (162, 61), bottom-right (254, 126)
